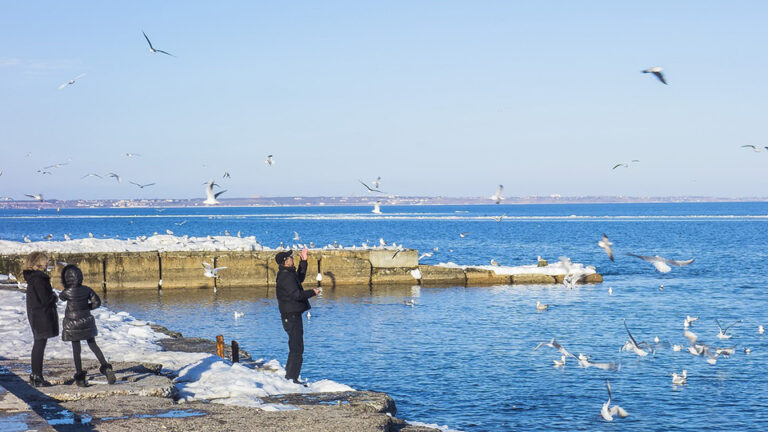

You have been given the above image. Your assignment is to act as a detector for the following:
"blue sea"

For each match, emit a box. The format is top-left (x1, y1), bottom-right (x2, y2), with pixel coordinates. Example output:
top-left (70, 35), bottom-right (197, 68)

top-left (2, 203), bottom-right (767, 431)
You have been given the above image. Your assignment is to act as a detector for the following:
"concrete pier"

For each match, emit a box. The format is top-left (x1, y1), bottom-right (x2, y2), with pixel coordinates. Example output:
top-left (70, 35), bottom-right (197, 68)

top-left (0, 250), bottom-right (602, 291)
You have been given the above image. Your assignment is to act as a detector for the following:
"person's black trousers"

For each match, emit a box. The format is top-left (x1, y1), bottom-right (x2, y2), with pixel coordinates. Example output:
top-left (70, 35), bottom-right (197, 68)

top-left (281, 313), bottom-right (304, 381)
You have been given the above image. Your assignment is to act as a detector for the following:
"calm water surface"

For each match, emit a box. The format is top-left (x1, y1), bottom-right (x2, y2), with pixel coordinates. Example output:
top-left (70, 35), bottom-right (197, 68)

top-left (2, 203), bottom-right (767, 431)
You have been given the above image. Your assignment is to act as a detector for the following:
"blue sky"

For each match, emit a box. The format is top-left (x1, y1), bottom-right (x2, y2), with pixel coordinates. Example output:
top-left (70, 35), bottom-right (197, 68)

top-left (1, 1), bottom-right (767, 200)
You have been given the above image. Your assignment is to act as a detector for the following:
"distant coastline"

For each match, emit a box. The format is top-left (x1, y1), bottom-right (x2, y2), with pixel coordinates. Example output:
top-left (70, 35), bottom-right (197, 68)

top-left (1, 195), bottom-right (767, 209)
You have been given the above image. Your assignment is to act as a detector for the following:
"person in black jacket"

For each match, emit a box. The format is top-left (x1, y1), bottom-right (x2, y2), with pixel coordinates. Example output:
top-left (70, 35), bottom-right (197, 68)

top-left (275, 247), bottom-right (320, 384)
top-left (58, 264), bottom-right (116, 387)
top-left (23, 252), bottom-right (59, 387)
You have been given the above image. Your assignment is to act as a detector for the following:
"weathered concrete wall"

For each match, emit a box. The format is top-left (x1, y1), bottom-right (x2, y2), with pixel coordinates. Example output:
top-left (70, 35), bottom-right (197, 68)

top-left (1, 250), bottom-right (603, 290)
top-left (160, 252), bottom-right (215, 289)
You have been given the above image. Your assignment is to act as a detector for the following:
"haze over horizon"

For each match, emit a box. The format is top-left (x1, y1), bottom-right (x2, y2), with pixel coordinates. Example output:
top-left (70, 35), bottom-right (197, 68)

top-left (2, 1), bottom-right (767, 201)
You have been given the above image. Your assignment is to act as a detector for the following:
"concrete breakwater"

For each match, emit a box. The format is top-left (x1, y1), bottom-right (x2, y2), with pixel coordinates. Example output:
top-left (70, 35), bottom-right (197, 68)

top-left (0, 249), bottom-right (602, 291)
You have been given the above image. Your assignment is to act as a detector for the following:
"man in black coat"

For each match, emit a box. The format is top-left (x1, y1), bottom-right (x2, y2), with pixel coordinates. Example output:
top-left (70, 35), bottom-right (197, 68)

top-left (275, 247), bottom-right (319, 384)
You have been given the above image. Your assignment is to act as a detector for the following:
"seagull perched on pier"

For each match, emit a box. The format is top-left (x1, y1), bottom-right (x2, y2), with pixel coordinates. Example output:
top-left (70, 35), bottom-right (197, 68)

top-left (598, 234), bottom-right (614, 261)
top-left (142, 31), bottom-right (175, 56)
top-left (202, 262), bottom-right (227, 278)
top-left (601, 380), bottom-right (629, 422)
top-left (490, 185), bottom-right (504, 204)
top-left (203, 180), bottom-right (226, 205)
top-left (715, 319), bottom-right (742, 339)
top-left (58, 73), bottom-right (86, 90)
top-left (627, 253), bottom-right (694, 273)
top-left (642, 66), bottom-right (667, 85)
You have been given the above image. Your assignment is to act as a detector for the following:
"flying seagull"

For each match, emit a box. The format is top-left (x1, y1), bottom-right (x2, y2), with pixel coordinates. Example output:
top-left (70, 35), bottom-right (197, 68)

top-left (627, 253), bottom-right (694, 273)
top-left (715, 319), bottom-right (742, 339)
top-left (621, 320), bottom-right (651, 357)
top-left (372, 176), bottom-right (382, 189)
top-left (107, 172), bottom-right (122, 183)
top-left (142, 31), bottom-right (175, 56)
top-left (490, 185), bottom-right (504, 204)
top-left (202, 262), bottom-right (227, 278)
top-left (741, 145), bottom-right (768, 152)
top-left (612, 160), bottom-right (640, 170)
top-left (123, 153), bottom-right (141, 158)
top-left (598, 234), bottom-right (614, 261)
top-left (223, 172), bottom-right (231, 179)
top-left (642, 67), bottom-right (667, 85)
top-left (372, 202), bottom-right (382, 214)
top-left (265, 155), bottom-right (274, 166)
top-left (58, 73), bottom-right (86, 90)
top-left (204, 180), bottom-right (226, 205)
top-left (533, 338), bottom-right (576, 359)
top-left (601, 380), bottom-right (629, 422)
top-left (25, 194), bottom-right (44, 202)
top-left (359, 180), bottom-right (384, 194)
top-left (129, 181), bottom-right (156, 189)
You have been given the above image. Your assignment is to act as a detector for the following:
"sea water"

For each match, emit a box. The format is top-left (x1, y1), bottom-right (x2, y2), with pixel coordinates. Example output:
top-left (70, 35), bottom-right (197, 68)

top-left (2, 203), bottom-right (767, 431)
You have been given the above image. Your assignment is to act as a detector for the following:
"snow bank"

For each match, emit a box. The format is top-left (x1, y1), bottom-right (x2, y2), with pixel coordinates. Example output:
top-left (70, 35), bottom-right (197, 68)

top-left (0, 235), bottom-right (271, 254)
top-left (0, 289), bottom-right (353, 409)
top-left (436, 260), bottom-right (596, 278)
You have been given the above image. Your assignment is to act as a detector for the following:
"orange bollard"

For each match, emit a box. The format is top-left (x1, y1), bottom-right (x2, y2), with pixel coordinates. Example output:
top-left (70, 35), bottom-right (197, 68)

top-left (216, 335), bottom-right (224, 358)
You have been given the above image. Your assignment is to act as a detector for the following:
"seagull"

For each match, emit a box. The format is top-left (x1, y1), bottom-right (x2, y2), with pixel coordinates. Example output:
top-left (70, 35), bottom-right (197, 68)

top-left (672, 344), bottom-right (683, 352)
top-left (494, 215), bottom-right (504, 222)
top-left (715, 319), bottom-right (742, 339)
top-left (36, 170), bottom-right (52, 175)
top-left (81, 173), bottom-right (102, 179)
top-left (576, 353), bottom-right (618, 371)
top-left (359, 180), bottom-right (384, 193)
top-left (622, 320), bottom-right (650, 356)
top-left (107, 172), bottom-right (121, 183)
top-left (316, 273), bottom-right (323, 282)
top-left (57, 73), bottom-right (86, 90)
top-left (626, 253), bottom-right (694, 273)
top-left (601, 380), bottom-right (629, 422)
top-left (265, 155), bottom-right (274, 166)
top-left (533, 338), bottom-right (576, 359)
top-left (671, 370), bottom-right (687, 386)
top-left (372, 176), bottom-right (381, 189)
top-left (536, 301), bottom-right (549, 312)
top-left (129, 181), bottom-right (155, 189)
top-left (223, 172), bottom-right (231, 179)
top-left (410, 268), bottom-right (422, 280)
top-left (175, 220), bottom-right (187, 226)
top-left (142, 31), bottom-right (175, 56)
top-left (642, 66), bottom-right (667, 85)
top-left (403, 299), bottom-right (416, 307)
top-left (744, 347), bottom-right (752, 355)
top-left (204, 181), bottom-right (226, 205)
top-left (123, 153), bottom-right (141, 158)
top-left (612, 160), bottom-right (640, 170)
top-left (24, 194), bottom-right (44, 202)
top-left (553, 355), bottom-right (566, 368)
top-left (372, 202), bottom-right (382, 214)
top-left (759, 325), bottom-right (765, 335)
top-left (165, 229), bottom-right (173, 235)
top-left (684, 329), bottom-right (698, 345)
top-left (419, 252), bottom-right (433, 260)
top-left (234, 311), bottom-right (244, 319)
top-left (684, 315), bottom-right (699, 328)
top-left (740, 145), bottom-right (768, 152)
top-left (608, 286), bottom-right (613, 295)
top-left (598, 234), bottom-right (614, 261)
top-left (459, 232), bottom-right (469, 238)
top-left (202, 262), bottom-right (227, 278)
top-left (490, 185), bottom-right (504, 204)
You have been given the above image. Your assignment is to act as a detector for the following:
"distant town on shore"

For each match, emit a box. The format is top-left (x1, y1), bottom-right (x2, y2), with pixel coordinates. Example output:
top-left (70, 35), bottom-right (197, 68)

top-left (1, 195), bottom-right (766, 209)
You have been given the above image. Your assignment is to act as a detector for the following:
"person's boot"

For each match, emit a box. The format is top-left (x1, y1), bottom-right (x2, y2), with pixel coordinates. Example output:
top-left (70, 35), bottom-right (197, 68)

top-left (100, 363), bottom-right (116, 385)
top-left (28, 374), bottom-right (52, 387)
top-left (74, 371), bottom-right (87, 387)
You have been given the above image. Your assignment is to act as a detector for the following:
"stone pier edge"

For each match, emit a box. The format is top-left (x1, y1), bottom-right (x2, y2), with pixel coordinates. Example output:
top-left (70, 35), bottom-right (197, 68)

top-left (0, 250), bottom-right (602, 291)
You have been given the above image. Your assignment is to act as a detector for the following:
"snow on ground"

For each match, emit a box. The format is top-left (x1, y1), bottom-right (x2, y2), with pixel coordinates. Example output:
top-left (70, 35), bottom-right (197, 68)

top-left (0, 289), bottom-right (353, 410)
top-left (436, 260), bottom-right (596, 278)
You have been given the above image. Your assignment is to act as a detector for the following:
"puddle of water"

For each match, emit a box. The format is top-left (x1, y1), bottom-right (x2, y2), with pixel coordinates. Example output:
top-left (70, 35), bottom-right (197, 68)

top-left (101, 409), bottom-right (206, 421)
top-left (46, 409), bottom-right (93, 425)
top-left (0, 413), bottom-right (34, 432)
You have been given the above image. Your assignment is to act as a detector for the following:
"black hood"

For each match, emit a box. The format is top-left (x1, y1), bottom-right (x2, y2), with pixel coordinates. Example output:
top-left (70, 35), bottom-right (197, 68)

top-left (61, 264), bottom-right (83, 288)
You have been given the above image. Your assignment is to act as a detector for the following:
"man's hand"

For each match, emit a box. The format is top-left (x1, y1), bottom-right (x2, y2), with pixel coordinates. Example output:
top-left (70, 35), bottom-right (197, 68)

top-left (299, 246), bottom-right (309, 261)
top-left (313, 288), bottom-right (322, 296)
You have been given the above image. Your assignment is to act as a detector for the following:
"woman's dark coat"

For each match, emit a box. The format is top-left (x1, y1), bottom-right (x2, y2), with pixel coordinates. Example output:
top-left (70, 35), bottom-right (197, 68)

top-left (23, 270), bottom-right (59, 340)
top-left (58, 265), bottom-right (100, 342)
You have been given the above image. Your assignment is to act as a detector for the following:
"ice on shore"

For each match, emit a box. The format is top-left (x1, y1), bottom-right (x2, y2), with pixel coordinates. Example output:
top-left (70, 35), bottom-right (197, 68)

top-left (436, 260), bottom-right (596, 278)
top-left (0, 289), bottom-right (353, 409)
top-left (0, 234), bottom-right (271, 254)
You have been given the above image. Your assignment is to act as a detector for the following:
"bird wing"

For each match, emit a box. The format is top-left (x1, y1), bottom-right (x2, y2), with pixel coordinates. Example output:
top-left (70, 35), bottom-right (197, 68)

top-left (57, 82), bottom-right (68, 90)
top-left (202, 262), bottom-right (212, 272)
top-left (611, 405), bottom-right (629, 418)
top-left (663, 257), bottom-right (694, 266)
top-left (142, 31), bottom-right (154, 50)
top-left (143, 183), bottom-right (156, 188)
top-left (626, 253), bottom-right (656, 263)
top-left (72, 73), bottom-right (86, 81)
top-left (741, 145), bottom-right (757, 149)
top-left (612, 164), bottom-right (625, 169)
top-left (653, 71), bottom-right (667, 84)
top-left (129, 181), bottom-right (140, 187)
top-left (723, 319), bottom-right (742, 332)
top-left (623, 320), bottom-right (640, 348)
top-left (24, 194), bottom-right (36, 199)
top-left (683, 330), bottom-right (698, 345)
top-left (214, 190), bottom-right (227, 199)
top-left (155, 49), bottom-right (175, 57)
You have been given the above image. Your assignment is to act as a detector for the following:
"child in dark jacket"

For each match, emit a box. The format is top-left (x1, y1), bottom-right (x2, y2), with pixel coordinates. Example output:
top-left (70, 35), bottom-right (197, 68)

top-left (58, 264), bottom-right (116, 386)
